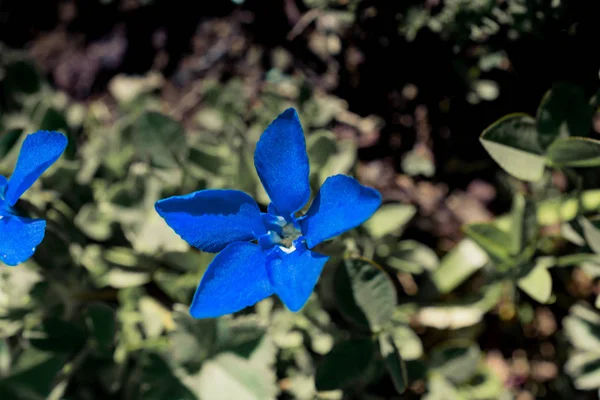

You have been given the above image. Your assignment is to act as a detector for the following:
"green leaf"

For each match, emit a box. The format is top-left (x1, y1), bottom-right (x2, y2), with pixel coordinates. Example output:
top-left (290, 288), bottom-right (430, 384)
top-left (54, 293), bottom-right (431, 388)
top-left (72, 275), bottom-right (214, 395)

top-left (561, 220), bottom-right (586, 246)
top-left (457, 369), bottom-right (506, 399)
top-left (74, 204), bottom-right (113, 241)
top-left (131, 210), bottom-right (190, 254)
top-left (537, 83), bottom-right (593, 147)
top-left (463, 223), bottom-right (513, 263)
top-left (188, 144), bottom-right (225, 176)
top-left (215, 315), bottom-right (268, 355)
top-left (564, 303), bottom-right (600, 351)
top-left (169, 308), bottom-right (217, 371)
top-left (479, 113), bottom-right (545, 181)
top-left (104, 269), bottom-right (151, 288)
top-left (378, 333), bottom-right (408, 394)
top-left (424, 374), bottom-right (461, 400)
top-left (537, 189), bottom-right (600, 226)
top-left (386, 240), bottom-right (439, 274)
top-left (428, 342), bottom-right (481, 385)
top-left (307, 130), bottom-right (338, 172)
top-left (363, 204), bottom-right (416, 239)
top-left (85, 304), bottom-right (116, 350)
top-left (39, 107), bottom-right (69, 132)
top-left (0, 340), bottom-right (9, 377)
top-left (0, 353), bottom-right (64, 399)
top-left (580, 217), bottom-right (600, 254)
top-left (4, 60), bottom-right (42, 95)
top-left (196, 108), bottom-right (225, 132)
top-left (417, 284), bottom-right (502, 330)
top-left (109, 73), bottom-right (164, 104)
top-left (133, 111), bottom-right (188, 168)
top-left (133, 353), bottom-right (196, 400)
top-left (0, 130), bottom-right (22, 159)
top-left (154, 254), bottom-right (211, 303)
top-left (28, 318), bottom-right (86, 353)
top-left (511, 193), bottom-right (538, 256)
top-left (547, 137), bottom-right (600, 167)
top-left (0, 264), bottom-right (41, 314)
top-left (431, 239), bottom-right (488, 294)
top-left (517, 262), bottom-right (553, 303)
top-left (139, 296), bottom-right (172, 339)
top-left (565, 352), bottom-right (600, 390)
top-left (401, 149), bottom-right (435, 177)
top-left (315, 338), bottom-right (375, 391)
top-left (389, 324), bottom-right (423, 361)
top-left (191, 353), bottom-right (278, 400)
top-left (320, 139), bottom-right (356, 181)
top-left (334, 258), bottom-right (397, 331)
top-left (565, 305), bottom-right (600, 390)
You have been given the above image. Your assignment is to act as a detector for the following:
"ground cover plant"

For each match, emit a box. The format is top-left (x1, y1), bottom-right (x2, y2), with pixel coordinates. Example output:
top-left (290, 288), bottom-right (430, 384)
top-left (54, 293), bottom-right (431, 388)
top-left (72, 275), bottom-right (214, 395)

top-left (0, 0), bottom-right (600, 399)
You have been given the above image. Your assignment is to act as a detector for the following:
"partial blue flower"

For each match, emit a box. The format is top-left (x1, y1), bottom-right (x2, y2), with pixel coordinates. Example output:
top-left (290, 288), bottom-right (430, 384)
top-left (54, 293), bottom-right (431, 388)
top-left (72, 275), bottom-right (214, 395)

top-left (156, 108), bottom-right (381, 318)
top-left (0, 131), bottom-right (68, 266)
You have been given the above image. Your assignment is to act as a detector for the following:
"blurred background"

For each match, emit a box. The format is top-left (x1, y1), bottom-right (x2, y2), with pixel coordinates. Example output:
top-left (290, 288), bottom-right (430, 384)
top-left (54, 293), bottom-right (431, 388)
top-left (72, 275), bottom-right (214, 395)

top-left (1, 0), bottom-right (600, 399)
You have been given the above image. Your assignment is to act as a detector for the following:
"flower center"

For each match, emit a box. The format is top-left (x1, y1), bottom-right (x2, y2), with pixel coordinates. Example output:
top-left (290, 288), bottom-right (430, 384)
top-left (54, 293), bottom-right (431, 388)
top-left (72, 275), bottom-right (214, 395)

top-left (259, 212), bottom-right (304, 253)
top-left (279, 222), bottom-right (302, 248)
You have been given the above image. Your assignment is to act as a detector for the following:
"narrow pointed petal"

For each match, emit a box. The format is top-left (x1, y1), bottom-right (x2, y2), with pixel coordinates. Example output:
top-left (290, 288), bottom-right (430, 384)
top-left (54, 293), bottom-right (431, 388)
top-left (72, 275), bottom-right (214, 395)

top-left (266, 246), bottom-right (329, 312)
top-left (190, 242), bottom-right (272, 318)
top-left (0, 216), bottom-right (46, 266)
top-left (254, 108), bottom-right (310, 215)
top-left (300, 175), bottom-right (382, 248)
top-left (5, 131), bottom-right (67, 206)
top-left (155, 190), bottom-right (267, 252)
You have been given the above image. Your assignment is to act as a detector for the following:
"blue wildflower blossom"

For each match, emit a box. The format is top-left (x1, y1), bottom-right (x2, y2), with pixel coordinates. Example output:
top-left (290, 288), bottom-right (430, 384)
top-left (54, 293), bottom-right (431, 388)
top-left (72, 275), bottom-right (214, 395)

top-left (0, 131), bottom-right (68, 266)
top-left (156, 108), bottom-right (382, 318)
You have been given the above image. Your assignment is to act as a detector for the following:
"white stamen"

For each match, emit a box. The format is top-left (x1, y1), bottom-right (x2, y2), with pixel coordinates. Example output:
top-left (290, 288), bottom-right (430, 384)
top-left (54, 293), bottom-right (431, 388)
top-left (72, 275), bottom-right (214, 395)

top-left (279, 244), bottom-right (296, 254)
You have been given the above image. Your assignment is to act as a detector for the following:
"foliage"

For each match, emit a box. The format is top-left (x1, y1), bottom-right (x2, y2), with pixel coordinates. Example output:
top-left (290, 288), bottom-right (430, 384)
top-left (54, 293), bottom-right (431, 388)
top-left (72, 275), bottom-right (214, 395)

top-left (0, 5), bottom-right (599, 398)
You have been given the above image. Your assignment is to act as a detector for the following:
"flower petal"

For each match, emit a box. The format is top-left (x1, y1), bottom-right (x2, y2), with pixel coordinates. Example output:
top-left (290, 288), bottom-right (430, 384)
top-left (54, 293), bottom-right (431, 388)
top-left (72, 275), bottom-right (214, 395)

top-left (254, 108), bottom-right (310, 215)
top-left (189, 242), bottom-right (272, 318)
top-left (155, 189), bottom-right (267, 252)
top-left (5, 131), bottom-right (68, 206)
top-left (266, 245), bottom-right (329, 312)
top-left (0, 176), bottom-right (7, 212)
top-left (300, 175), bottom-right (382, 248)
top-left (0, 216), bottom-right (46, 266)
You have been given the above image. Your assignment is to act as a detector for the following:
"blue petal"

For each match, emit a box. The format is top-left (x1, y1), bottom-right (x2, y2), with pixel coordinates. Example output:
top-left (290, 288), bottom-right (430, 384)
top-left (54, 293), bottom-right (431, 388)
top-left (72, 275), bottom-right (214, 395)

top-left (0, 176), bottom-right (7, 213)
top-left (155, 190), bottom-right (267, 252)
top-left (189, 242), bottom-right (272, 318)
top-left (300, 175), bottom-right (382, 248)
top-left (266, 245), bottom-right (329, 312)
top-left (254, 108), bottom-right (310, 216)
top-left (0, 216), bottom-right (46, 266)
top-left (5, 131), bottom-right (68, 206)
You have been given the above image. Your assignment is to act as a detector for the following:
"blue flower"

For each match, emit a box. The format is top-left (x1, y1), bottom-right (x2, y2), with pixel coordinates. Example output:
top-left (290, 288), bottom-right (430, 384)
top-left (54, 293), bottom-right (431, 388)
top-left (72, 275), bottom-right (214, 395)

top-left (0, 131), bottom-right (68, 266)
top-left (156, 108), bottom-right (381, 318)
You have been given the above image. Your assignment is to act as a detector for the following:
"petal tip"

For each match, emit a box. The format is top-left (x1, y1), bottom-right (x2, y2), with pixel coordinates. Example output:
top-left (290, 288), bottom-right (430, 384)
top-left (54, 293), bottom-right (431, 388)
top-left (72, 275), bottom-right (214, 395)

top-left (285, 302), bottom-right (305, 313)
top-left (29, 130), bottom-right (68, 150)
top-left (154, 198), bottom-right (166, 214)
top-left (279, 107), bottom-right (299, 121)
top-left (188, 305), bottom-right (217, 319)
